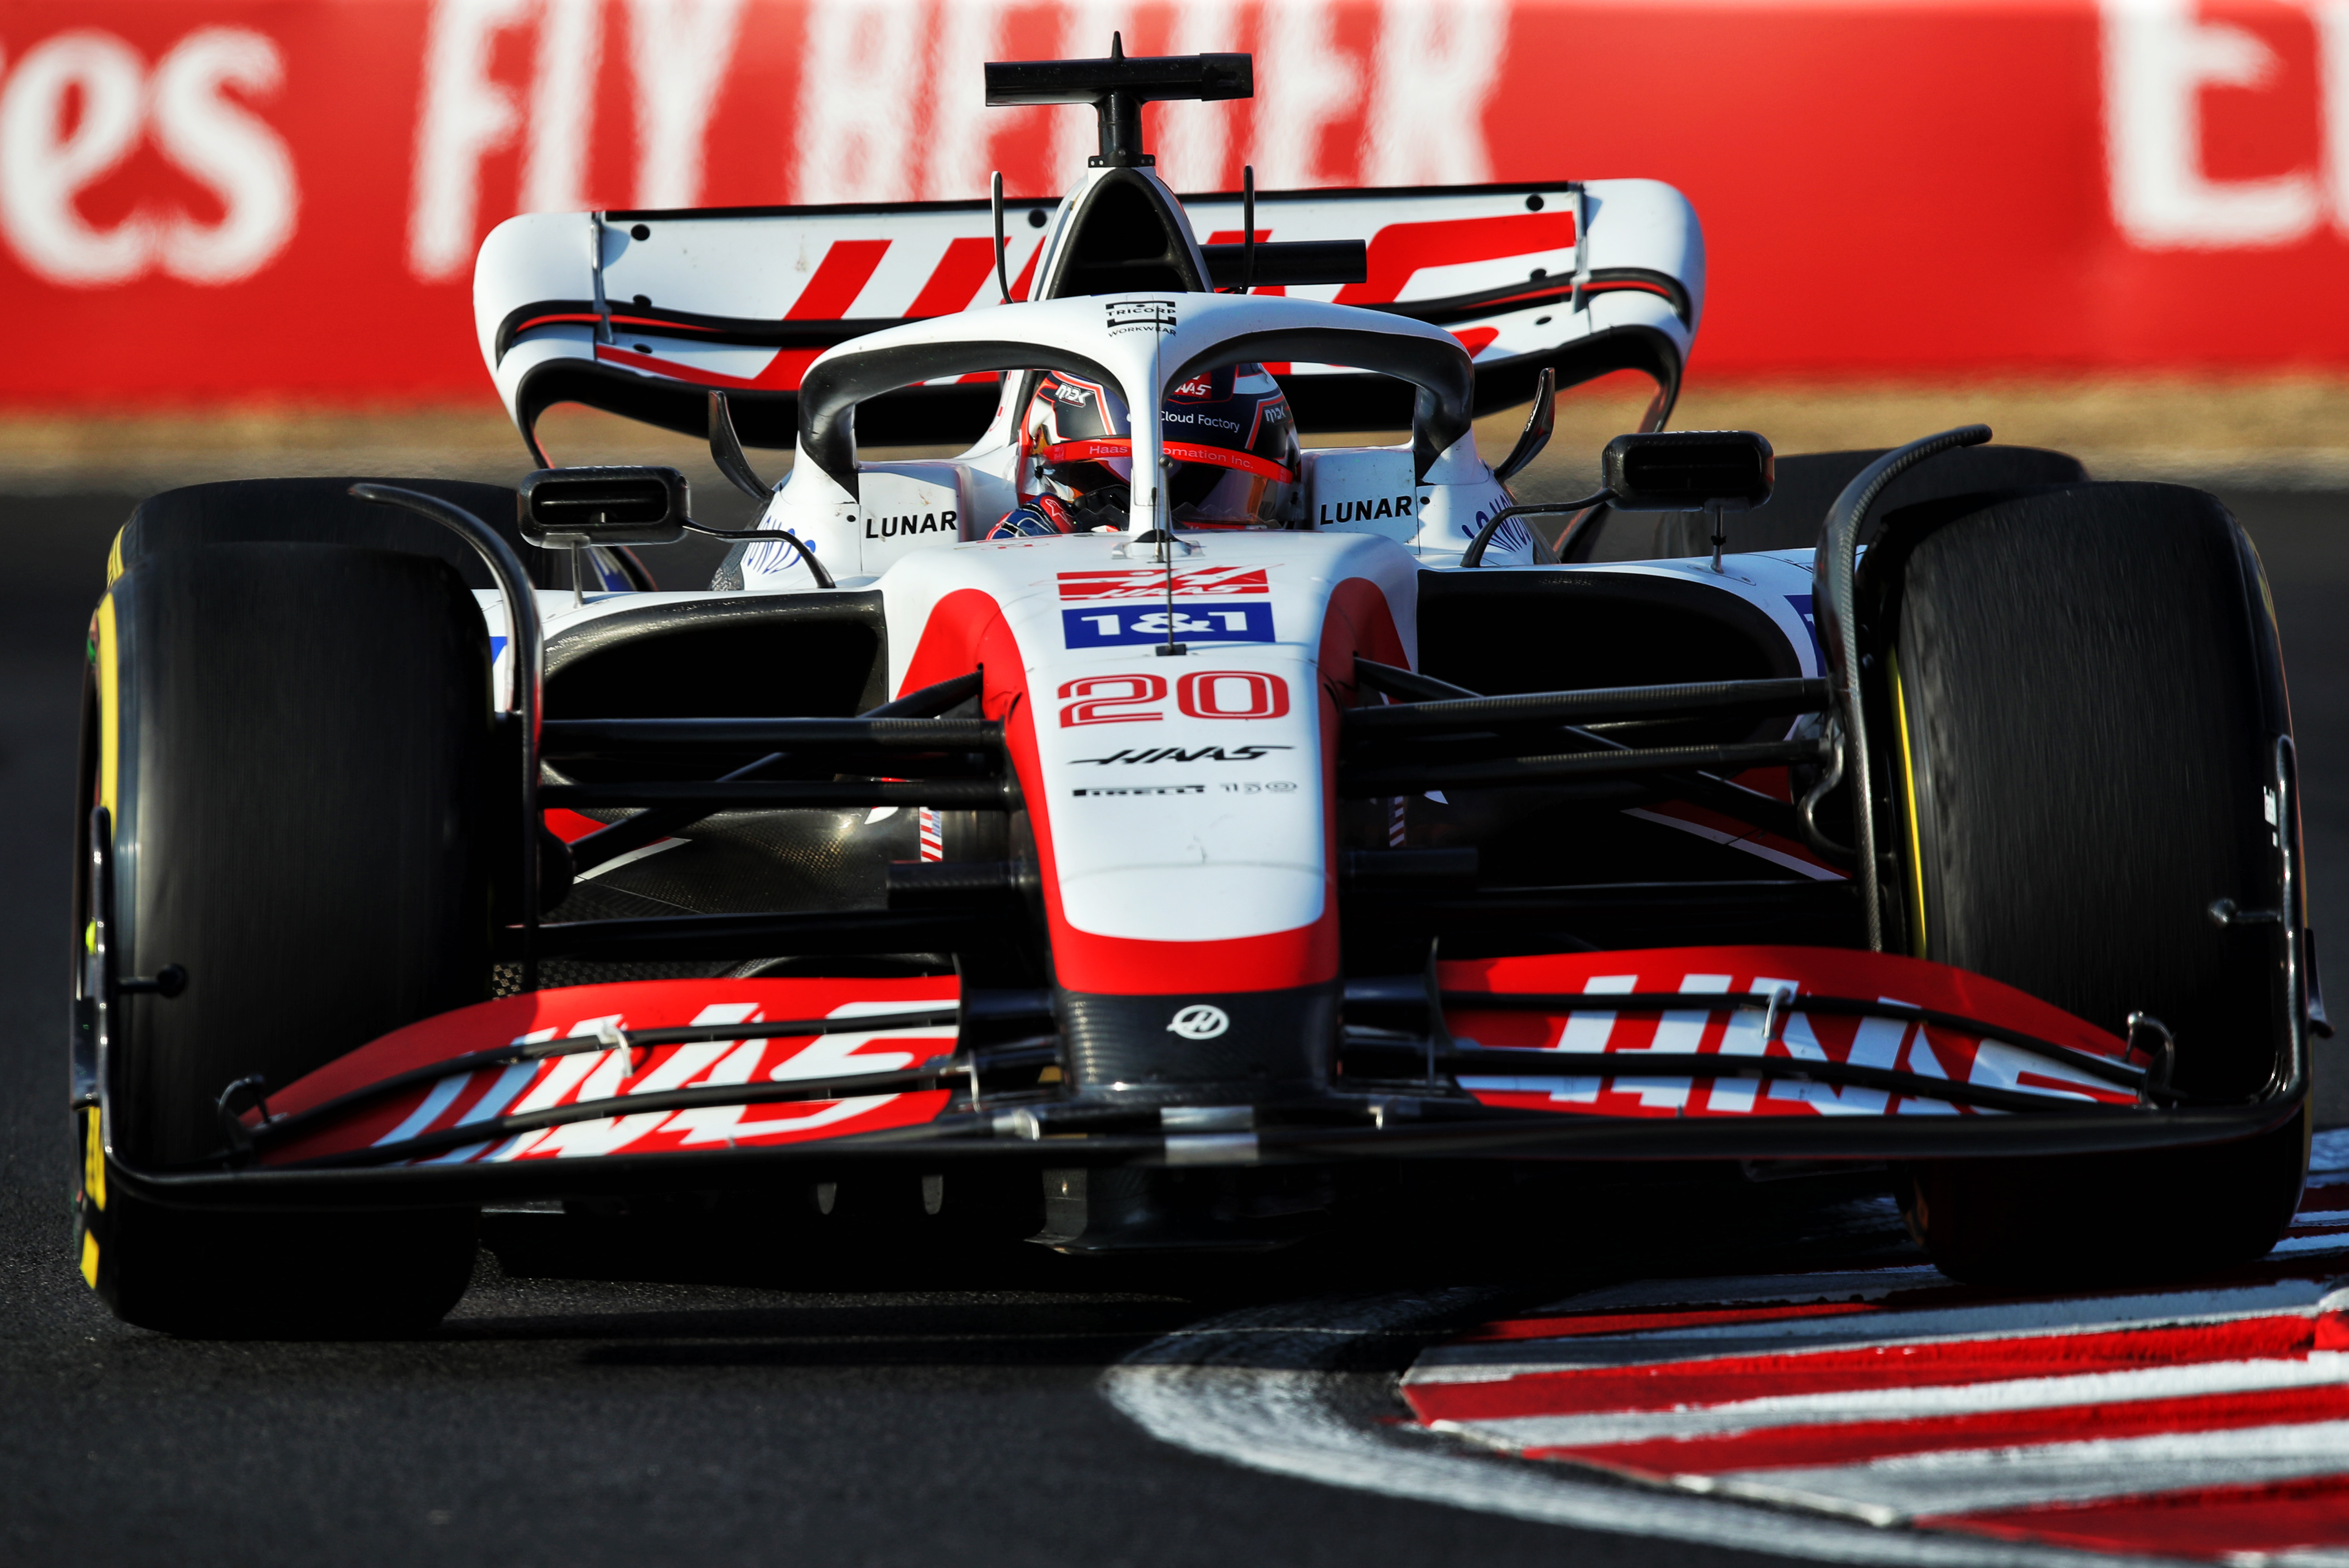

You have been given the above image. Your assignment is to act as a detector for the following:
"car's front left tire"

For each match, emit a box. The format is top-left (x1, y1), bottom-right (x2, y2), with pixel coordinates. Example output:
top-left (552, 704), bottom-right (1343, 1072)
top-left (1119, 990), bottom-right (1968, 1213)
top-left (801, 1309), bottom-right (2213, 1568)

top-left (78, 537), bottom-right (495, 1335)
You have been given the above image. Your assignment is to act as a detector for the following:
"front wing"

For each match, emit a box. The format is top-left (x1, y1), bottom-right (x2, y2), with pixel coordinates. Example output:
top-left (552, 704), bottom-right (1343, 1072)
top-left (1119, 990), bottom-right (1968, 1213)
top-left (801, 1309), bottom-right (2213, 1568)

top-left (88, 943), bottom-right (2309, 1212)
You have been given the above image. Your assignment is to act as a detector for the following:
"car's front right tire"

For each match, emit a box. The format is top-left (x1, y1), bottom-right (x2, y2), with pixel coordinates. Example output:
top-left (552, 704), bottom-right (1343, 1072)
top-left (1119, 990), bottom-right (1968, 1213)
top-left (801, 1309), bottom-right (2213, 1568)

top-left (1864, 479), bottom-right (2308, 1283)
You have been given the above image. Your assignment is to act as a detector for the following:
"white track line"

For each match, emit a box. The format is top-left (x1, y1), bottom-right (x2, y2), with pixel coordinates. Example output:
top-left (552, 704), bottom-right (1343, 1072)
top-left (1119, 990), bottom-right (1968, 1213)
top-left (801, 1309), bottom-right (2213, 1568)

top-left (1103, 1292), bottom-right (2185, 1568)
top-left (1430, 1353), bottom-right (2349, 1451)
top-left (1712, 1418), bottom-right (2349, 1522)
top-left (1515, 1269), bottom-right (2329, 1323)
top-left (1411, 1278), bottom-right (2346, 1382)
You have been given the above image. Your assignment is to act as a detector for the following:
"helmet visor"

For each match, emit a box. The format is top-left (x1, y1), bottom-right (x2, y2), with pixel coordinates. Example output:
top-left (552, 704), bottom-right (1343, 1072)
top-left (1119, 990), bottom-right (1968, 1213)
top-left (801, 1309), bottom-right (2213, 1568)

top-left (1037, 437), bottom-right (1296, 526)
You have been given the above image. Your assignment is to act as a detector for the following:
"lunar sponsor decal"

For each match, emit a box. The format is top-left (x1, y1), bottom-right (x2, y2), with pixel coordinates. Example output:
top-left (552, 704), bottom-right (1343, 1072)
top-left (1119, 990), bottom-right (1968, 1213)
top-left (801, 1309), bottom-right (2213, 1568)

top-left (1061, 602), bottom-right (1275, 648)
top-left (1058, 567), bottom-right (1271, 600)
top-left (863, 509), bottom-right (957, 540)
top-left (1322, 495), bottom-right (1417, 525)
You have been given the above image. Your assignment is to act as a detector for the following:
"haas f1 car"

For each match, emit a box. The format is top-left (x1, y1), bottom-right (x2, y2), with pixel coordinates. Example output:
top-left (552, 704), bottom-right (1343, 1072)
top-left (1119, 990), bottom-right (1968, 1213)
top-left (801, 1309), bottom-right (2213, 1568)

top-left (72, 48), bottom-right (2319, 1333)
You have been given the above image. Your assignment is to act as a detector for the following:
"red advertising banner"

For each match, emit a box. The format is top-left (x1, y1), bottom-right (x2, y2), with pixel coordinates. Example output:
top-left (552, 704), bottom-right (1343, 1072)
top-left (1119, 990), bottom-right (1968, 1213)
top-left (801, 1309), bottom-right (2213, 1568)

top-left (4, 0), bottom-right (2347, 408)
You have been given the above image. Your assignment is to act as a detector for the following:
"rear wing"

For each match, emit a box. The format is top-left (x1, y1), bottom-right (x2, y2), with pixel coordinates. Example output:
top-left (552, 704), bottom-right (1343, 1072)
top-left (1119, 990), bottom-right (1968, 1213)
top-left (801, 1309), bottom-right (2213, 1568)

top-left (475, 180), bottom-right (1702, 461)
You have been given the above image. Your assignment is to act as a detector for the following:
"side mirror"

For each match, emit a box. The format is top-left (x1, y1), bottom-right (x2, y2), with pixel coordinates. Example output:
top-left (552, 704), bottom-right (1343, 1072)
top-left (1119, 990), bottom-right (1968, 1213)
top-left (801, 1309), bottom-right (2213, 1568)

top-left (1601, 431), bottom-right (1774, 512)
top-left (518, 466), bottom-right (690, 546)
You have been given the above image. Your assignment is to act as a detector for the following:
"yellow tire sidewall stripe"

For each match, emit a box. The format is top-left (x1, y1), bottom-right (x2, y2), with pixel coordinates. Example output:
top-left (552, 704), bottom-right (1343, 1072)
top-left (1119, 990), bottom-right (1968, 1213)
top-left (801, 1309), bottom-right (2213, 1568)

top-left (1889, 645), bottom-right (1930, 960)
top-left (85, 577), bottom-right (122, 1294)
top-left (82, 1105), bottom-right (104, 1213)
top-left (96, 593), bottom-right (120, 824)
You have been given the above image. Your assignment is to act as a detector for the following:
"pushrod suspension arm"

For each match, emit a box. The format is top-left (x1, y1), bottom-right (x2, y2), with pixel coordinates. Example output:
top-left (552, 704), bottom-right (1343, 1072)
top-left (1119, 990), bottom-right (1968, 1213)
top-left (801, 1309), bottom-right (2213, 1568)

top-left (564, 671), bottom-right (986, 873)
top-left (540, 779), bottom-right (1010, 811)
top-left (504, 908), bottom-right (990, 961)
top-left (1345, 676), bottom-right (1830, 736)
top-left (1340, 737), bottom-right (1828, 795)
top-left (538, 716), bottom-right (1002, 753)
top-left (1346, 658), bottom-right (1811, 839)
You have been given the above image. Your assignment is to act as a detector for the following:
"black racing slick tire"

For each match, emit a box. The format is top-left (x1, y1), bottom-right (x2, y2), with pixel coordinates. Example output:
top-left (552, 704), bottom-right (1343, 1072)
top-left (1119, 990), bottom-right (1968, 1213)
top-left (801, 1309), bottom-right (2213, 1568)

top-left (1866, 481), bottom-right (2308, 1284)
top-left (77, 541), bottom-right (494, 1335)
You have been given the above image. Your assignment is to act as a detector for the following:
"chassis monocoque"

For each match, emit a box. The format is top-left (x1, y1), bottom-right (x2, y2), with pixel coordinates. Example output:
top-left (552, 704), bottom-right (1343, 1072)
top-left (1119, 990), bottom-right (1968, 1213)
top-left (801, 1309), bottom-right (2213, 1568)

top-left (71, 48), bottom-right (2318, 1333)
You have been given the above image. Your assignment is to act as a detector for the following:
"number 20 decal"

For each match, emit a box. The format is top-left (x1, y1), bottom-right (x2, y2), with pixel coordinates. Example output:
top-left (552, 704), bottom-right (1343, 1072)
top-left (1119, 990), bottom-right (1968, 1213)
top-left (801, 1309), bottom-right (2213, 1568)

top-left (1058, 674), bottom-right (1167, 726)
top-left (1178, 670), bottom-right (1288, 719)
top-left (1058, 671), bottom-right (1291, 726)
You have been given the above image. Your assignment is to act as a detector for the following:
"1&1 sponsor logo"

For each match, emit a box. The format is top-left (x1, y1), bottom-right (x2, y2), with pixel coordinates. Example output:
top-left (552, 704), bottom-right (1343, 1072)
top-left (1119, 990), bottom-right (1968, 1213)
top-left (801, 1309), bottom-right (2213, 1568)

top-left (1062, 602), bottom-right (1274, 648)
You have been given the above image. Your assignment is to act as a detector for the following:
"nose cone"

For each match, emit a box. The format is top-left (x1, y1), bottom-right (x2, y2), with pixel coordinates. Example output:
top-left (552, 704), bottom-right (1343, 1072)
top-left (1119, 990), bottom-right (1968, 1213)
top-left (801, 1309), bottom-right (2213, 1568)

top-left (1056, 981), bottom-right (1337, 1102)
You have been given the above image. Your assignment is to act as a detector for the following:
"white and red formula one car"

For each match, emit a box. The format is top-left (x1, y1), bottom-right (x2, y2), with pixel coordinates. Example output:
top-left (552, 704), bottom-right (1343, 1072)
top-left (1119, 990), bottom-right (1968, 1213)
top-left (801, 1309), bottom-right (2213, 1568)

top-left (72, 46), bottom-right (2318, 1333)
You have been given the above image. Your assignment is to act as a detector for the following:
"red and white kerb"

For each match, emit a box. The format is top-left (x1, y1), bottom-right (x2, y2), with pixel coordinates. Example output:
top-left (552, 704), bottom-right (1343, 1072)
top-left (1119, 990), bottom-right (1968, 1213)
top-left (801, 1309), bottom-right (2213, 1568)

top-left (1404, 1189), bottom-right (2349, 1558)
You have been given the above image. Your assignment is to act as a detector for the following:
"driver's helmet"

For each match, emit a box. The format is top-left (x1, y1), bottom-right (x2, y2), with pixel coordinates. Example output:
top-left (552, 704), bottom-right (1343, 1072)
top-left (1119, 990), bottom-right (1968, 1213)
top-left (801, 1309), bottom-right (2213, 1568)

top-left (989, 365), bottom-right (1301, 538)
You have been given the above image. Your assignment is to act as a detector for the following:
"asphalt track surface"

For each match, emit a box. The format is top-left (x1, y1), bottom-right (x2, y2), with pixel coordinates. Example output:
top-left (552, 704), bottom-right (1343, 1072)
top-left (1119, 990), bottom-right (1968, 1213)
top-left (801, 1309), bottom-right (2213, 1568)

top-left (5, 486), bottom-right (2347, 1567)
